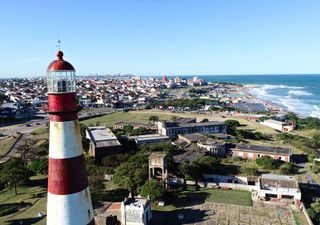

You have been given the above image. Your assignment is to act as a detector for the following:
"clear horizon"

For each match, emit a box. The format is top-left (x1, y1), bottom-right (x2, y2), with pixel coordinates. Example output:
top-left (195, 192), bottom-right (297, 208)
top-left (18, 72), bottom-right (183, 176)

top-left (0, 0), bottom-right (320, 77)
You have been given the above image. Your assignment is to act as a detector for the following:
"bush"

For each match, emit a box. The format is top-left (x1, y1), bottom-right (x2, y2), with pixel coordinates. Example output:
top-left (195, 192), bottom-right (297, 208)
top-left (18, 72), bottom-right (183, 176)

top-left (256, 156), bottom-right (280, 170)
top-left (224, 120), bottom-right (240, 130)
top-left (241, 166), bottom-right (259, 176)
top-left (280, 162), bottom-right (297, 175)
top-left (28, 158), bottom-right (48, 175)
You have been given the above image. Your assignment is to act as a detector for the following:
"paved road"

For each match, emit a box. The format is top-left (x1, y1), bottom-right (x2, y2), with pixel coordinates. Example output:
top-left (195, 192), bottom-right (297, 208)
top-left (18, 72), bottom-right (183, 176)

top-left (0, 133), bottom-right (31, 164)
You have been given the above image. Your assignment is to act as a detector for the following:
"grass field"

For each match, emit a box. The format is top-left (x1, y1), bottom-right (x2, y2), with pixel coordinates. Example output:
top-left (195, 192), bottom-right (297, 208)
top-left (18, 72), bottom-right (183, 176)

top-left (0, 136), bottom-right (18, 157)
top-left (0, 176), bottom-right (47, 225)
top-left (204, 188), bottom-right (252, 206)
top-left (153, 188), bottom-right (252, 213)
top-left (81, 111), bottom-right (190, 127)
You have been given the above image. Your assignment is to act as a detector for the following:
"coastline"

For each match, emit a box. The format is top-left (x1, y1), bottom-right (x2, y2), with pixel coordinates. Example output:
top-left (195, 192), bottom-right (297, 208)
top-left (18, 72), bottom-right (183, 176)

top-left (241, 84), bottom-right (289, 115)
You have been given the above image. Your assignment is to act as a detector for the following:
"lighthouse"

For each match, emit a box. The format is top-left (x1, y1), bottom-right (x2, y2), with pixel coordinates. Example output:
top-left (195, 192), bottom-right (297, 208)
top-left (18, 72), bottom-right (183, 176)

top-left (46, 50), bottom-right (94, 225)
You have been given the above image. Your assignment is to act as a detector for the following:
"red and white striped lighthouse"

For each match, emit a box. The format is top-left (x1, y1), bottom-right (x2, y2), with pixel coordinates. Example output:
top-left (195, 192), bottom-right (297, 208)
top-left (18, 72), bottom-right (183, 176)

top-left (46, 51), bottom-right (94, 225)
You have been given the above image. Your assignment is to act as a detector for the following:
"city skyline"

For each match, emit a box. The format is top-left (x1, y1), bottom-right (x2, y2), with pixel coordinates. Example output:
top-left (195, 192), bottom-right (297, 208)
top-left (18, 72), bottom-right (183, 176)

top-left (1, 0), bottom-right (320, 77)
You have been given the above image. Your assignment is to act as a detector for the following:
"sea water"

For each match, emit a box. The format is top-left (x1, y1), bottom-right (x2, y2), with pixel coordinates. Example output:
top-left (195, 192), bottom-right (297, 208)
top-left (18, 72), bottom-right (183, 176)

top-left (169, 75), bottom-right (320, 118)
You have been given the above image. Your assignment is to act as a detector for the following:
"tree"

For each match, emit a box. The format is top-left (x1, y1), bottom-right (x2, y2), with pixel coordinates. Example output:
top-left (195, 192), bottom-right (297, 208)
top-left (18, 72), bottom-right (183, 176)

top-left (18, 141), bottom-right (35, 166)
top-left (28, 158), bottom-right (48, 175)
top-left (279, 162), bottom-right (296, 175)
top-left (224, 120), bottom-right (240, 130)
top-left (194, 156), bottom-right (220, 174)
top-left (138, 179), bottom-right (165, 202)
top-left (256, 156), bottom-right (280, 170)
top-left (307, 199), bottom-right (320, 224)
top-left (241, 166), bottom-right (259, 176)
top-left (113, 154), bottom-right (148, 192)
top-left (123, 124), bottom-right (134, 134)
top-left (149, 115), bottom-right (159, 123)
top-left (0, 158), bottom-right (31, 195)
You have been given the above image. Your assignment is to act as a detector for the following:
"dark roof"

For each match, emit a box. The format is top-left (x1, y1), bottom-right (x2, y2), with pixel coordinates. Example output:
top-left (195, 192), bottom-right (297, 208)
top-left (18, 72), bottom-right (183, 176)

top-left (235, 144), bottom-right (292, 155)
top-left (47, 51), bottom-right (75, 71)
top-left (174, 117), bottom-right (197, 124)
top-left (166, 121), bottom-right (224, 129)
top-left (179, 133), bottom-right (207, 142)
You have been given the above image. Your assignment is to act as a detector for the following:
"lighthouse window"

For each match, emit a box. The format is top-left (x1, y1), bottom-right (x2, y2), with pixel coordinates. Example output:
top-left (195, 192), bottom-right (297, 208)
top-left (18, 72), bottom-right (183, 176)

top-left (58, 80), bottom-right (67, 92)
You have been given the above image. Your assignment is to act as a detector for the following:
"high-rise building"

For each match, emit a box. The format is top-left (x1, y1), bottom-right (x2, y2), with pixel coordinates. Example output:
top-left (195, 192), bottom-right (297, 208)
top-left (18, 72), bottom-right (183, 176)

top-left (46, 51), bottom-right (94, 225)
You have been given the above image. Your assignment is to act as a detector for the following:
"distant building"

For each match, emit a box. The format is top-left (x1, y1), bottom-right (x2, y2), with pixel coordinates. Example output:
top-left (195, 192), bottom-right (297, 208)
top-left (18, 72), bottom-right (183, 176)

top-left (161, 75), bottom-right (168, 83)
top-left (256, 174), bottom-right (301, 205)
top-left (86, 126), bottom-right (122, 161)
top-left (260, 119), bottom-right (295, 132)
top-left (121, 196), bottom-right (152, 225)
top-left (232, 144), bottom-right (292, 162)
top-left (113, 121), bottom-right (157, 131)
top-left (174, 76), bottom-right (182, 83)
top-left (235, 113), bottom-right (264, 122)
top-left (79, 98), bottom-right (92, 108)
top-left (158, 120), bottom-right (226, 138)
top-left (197, 140), bottom-right (226, 157)
top-left (129, 134), bottom-right (170, 146)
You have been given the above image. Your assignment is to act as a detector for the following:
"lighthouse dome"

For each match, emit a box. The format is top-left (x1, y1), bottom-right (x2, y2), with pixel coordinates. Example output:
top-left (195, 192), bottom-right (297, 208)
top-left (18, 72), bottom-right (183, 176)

top-left (47, 51), bottom-right (75, 71)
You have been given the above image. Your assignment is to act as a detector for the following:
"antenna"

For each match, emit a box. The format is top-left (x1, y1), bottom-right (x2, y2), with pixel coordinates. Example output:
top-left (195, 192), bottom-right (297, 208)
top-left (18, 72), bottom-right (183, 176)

top-left (56, 33), bottom-right (61, 50)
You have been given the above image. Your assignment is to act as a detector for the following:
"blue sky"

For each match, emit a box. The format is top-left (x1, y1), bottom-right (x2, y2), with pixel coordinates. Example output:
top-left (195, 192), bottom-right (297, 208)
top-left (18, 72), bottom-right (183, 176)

top-left (0, 0), bottom-right (319, 77)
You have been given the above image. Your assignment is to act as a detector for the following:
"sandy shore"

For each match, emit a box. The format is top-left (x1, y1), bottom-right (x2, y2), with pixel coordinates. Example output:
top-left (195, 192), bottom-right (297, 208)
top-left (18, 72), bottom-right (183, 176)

top-left (241, 85), bottom-right (288, 114)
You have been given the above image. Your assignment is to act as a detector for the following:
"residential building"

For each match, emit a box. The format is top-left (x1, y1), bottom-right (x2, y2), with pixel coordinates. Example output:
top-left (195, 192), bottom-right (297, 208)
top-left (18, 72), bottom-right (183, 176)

top-left (260, 119), bottom-right (295, 132)
top-left (232, 144), bottom-right (292, 162)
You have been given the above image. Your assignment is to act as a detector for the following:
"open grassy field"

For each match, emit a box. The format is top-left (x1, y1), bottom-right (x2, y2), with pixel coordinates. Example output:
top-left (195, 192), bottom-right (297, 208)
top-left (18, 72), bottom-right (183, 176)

top-left (0, 176), bottom-right (47, 225)
top-left (81, 111), bottom-right (192, 127)
top-left (153, 188), bottom-right (252, 213)
top-left (0, 136), bottom-right (18, 157)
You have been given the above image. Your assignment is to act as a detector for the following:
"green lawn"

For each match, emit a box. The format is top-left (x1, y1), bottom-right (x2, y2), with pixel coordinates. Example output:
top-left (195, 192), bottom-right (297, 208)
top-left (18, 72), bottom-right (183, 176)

top-left (205, 188), bottom-right (252, 206)
top-left (153, 188), bottom-right (252, 213)
top-left (0, 136), bottom-right (18, 157)
top-left (0, 176), bottom-right (47, 225)
top-left (81, 111), bottom-right (187, 127)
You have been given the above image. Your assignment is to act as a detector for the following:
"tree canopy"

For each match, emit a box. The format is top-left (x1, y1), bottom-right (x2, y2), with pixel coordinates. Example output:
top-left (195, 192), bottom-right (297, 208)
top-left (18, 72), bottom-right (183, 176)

top-left (0, 158), bottom-right (31, 195)
top-left (138, 179), bottom-right (165, 202)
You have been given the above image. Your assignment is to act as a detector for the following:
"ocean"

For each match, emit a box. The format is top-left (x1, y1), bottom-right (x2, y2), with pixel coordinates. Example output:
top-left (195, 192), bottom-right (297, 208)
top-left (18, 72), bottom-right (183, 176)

top-left (168, 75), bottom-right (320, 118)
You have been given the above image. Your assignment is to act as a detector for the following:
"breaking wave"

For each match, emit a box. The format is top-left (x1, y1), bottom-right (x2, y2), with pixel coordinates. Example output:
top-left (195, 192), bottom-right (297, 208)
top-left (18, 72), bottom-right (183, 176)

top-left (248, 84), bottom-right (319, 118)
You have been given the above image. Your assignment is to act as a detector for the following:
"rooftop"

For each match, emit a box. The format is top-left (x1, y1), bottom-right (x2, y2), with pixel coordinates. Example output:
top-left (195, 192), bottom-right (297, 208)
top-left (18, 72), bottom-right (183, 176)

top-left (178, 133), bottom-right (207, 142)
top-left (166, 121), bottom-right (224, 129)
top-left (86, 126), bottom-right (117, 142)
top-left (235, 144), bottom-right (292, 155)
top-left (260, 174), bottom-right (299, 190)
top-left (124, 197), bottom-right (149, 207)
top-left (262, 119), bottom-right (286, 125)
top-left (129, 134), bottom-right (170, 142)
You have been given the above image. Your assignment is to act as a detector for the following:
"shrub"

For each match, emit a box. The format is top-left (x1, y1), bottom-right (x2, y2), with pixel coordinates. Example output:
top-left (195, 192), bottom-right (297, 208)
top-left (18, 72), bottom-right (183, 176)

top-left (280, 162), bottom-right (297, 175)
top-left (256, 156), bottom-right (280, 170)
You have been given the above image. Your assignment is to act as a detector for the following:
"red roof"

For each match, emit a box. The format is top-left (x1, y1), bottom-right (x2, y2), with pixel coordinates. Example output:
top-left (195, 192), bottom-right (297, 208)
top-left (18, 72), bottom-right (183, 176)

top-left (47, 51), bottom-right (75, 71)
